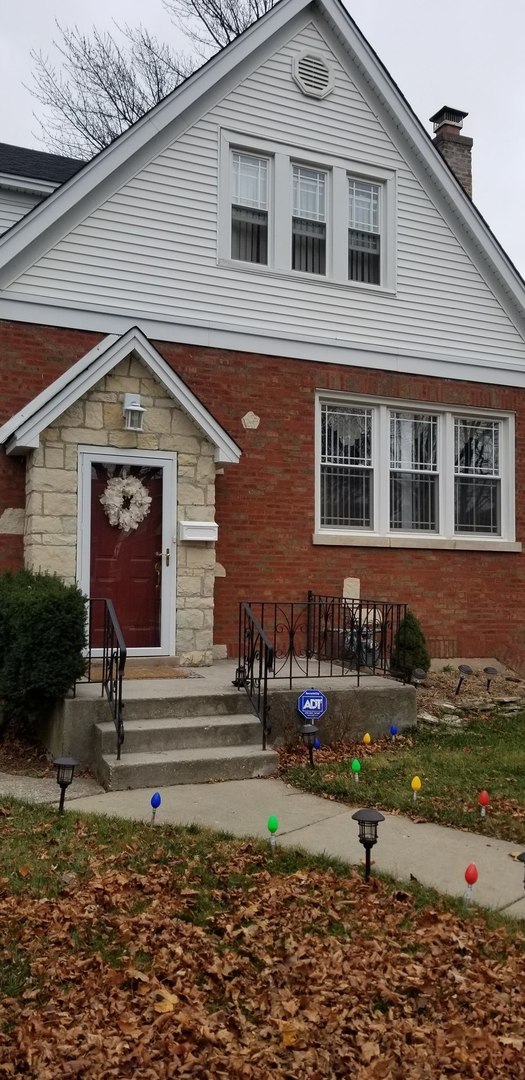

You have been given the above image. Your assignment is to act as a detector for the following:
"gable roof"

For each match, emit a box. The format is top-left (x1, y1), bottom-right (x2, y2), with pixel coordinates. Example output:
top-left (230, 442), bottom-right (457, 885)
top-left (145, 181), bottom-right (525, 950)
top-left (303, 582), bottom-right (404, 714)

top-left (0, 0), bottom-right (524, 338)
top-left (0, 326), bottom-right (241, 464)
top-left (0, 143), bottom-right (84, 185)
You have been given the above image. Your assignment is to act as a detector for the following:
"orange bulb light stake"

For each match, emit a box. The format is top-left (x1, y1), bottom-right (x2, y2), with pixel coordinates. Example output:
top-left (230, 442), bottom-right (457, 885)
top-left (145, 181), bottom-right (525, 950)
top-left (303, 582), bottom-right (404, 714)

top-left (478, 790), bottom-right (490, 818)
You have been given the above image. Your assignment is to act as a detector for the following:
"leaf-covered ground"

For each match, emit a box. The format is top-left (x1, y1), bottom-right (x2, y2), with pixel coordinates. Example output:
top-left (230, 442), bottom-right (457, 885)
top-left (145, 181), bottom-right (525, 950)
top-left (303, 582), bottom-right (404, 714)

top-left (281, 709), bottom-right (525, 843)
top-left (1, 802), bottom-right (525, 1078)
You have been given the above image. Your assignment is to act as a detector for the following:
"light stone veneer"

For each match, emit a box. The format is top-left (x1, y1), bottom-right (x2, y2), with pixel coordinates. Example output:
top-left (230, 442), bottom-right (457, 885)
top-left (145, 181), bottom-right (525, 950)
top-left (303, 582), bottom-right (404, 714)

top-left (24, 355), bottom-right (218, 666)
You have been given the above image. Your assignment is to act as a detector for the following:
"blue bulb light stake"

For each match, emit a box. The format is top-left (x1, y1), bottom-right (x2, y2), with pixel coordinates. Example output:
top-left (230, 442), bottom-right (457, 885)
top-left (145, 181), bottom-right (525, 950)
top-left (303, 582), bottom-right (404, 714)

top-left (150, 791), bottom-right (161, 825)
top-left (390, 724), bottom-right (398, 742)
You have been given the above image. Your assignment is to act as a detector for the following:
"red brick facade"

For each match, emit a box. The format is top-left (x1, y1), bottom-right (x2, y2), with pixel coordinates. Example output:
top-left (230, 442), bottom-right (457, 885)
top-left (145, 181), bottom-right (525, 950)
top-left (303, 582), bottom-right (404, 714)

top-left (2, 320), bottom-right (525, 666)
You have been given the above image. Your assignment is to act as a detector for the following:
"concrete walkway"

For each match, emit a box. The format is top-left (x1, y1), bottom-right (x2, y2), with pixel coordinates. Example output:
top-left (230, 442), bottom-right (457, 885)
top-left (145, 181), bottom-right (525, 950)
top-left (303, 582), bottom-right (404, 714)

top-left (5, 771), bottom-right (523, 921)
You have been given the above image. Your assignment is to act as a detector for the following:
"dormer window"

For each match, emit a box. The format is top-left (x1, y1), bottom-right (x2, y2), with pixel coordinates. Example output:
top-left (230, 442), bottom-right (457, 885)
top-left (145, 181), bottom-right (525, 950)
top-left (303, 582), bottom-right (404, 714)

top-left (231, 151), bottom-right (269, 264)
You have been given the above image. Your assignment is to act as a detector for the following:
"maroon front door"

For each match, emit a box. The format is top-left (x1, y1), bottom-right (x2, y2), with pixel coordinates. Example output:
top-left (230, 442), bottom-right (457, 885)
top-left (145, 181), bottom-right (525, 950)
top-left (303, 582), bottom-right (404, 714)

top-left (90, 463), bottom-right (163, 647)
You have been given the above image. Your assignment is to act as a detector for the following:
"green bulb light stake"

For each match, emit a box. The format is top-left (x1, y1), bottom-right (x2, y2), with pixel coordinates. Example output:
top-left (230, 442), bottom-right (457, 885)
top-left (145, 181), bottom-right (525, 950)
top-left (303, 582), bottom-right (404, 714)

top-left (351, 758), bottom-right (361, 784)
top-left (267, 815), bottom-right (279, 851)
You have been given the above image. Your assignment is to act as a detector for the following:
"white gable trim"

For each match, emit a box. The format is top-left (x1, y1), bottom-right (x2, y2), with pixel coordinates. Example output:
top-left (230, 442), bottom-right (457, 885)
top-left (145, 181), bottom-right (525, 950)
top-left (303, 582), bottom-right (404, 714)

top-left (0, 326), bottom-right (241, 464)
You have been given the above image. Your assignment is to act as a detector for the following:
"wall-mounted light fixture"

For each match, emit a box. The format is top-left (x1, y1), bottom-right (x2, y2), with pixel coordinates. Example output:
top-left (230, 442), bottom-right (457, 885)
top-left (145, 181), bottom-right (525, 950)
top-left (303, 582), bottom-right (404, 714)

top-left (123, 393), bottom-right (145, 431)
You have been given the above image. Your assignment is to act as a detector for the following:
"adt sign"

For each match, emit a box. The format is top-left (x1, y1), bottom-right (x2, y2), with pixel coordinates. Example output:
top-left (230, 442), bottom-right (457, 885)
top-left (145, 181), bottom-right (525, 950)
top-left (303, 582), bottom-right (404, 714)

top-left (297, 689), bottom-right (327, 722)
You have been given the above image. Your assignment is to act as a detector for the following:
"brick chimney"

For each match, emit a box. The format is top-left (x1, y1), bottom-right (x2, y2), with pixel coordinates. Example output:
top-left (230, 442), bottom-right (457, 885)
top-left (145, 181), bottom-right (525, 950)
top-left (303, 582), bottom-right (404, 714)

top-left (430, 106), bottom-right (473, 198)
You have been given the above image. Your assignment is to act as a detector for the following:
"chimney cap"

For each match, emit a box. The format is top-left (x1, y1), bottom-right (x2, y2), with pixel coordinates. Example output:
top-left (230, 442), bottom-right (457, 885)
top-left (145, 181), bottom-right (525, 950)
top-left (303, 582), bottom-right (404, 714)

top-left (429, 106), bottom-right (468, 132)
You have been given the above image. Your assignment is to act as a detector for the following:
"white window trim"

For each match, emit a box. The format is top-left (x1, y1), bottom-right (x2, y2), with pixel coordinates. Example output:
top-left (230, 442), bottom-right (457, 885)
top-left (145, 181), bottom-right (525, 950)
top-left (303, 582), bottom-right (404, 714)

top-left (218, 129), bottom-right (397, 292)
top-left (314, 391), bottom-right (520, 551)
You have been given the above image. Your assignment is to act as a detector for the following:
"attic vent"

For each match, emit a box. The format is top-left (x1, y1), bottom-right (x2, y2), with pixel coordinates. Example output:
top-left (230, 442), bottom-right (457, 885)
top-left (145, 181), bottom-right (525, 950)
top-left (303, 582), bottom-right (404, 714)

top-left (292, 51), bottom-right (334, 99)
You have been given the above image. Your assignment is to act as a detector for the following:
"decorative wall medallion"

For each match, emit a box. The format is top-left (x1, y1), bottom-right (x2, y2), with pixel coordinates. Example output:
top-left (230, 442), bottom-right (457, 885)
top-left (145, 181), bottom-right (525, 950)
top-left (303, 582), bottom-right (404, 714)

top-left (100, 475), bottom-right (152, 532)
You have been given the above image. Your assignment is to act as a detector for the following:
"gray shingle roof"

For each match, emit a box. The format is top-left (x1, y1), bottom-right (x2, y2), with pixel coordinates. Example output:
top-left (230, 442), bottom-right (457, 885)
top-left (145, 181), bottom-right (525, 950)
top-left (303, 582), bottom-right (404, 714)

top-left (0, 143), bottom-right (84, 184)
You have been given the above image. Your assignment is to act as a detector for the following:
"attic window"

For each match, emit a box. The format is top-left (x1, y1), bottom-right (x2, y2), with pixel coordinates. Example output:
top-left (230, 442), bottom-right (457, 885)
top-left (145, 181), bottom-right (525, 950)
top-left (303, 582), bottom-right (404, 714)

top-left (292, 52), bottom-right (334, 99)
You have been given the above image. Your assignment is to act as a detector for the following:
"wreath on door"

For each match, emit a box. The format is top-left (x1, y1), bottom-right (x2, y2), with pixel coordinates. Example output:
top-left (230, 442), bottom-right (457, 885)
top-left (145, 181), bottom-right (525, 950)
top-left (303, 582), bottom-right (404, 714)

top-left (100, 475), bottom-right (152, 533)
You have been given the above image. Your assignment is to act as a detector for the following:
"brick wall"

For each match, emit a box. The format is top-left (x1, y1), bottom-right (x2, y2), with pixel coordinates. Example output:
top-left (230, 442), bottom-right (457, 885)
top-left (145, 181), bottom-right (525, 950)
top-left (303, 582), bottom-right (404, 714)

top-left (2, 320), bottom-right (525, 664)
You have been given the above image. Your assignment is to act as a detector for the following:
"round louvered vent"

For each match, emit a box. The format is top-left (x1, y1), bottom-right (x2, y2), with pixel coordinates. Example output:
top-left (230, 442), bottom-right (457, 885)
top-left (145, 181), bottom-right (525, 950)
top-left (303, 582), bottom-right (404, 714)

top-left (292, 51), bottom-right (334, 99)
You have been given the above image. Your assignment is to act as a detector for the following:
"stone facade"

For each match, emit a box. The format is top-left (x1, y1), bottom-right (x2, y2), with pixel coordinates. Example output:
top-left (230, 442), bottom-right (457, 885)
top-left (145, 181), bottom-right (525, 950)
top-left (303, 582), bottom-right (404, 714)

top-left (24, 354), bottom-right (217, 665)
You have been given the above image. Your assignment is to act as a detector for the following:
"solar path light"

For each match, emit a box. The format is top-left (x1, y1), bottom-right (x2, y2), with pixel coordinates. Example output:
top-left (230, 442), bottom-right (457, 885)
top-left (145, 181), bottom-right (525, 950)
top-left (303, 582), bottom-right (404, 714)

top-left (483, 666), bottom-right (498, 692)
top-left (455, 664), bottom-right (473, 696)
top-left (352, 808), bottom-right (385, 883)
top-left (53, 757), bottom-right (78, 813)
top-left (300, 723), bottom-right (318, 768)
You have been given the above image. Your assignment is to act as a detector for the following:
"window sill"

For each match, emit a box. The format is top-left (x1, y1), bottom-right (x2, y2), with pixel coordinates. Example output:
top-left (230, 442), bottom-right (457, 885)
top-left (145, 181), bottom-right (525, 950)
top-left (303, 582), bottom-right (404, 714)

top-left (312, 532), bottom-right (522, 552)
top-left (218, 258), bottom-right (397, 296)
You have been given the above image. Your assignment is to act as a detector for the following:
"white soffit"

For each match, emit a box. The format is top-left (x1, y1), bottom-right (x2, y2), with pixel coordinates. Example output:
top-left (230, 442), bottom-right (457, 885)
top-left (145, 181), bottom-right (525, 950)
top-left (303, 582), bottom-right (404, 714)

top-left (0, 326), bottom-right (241, 464)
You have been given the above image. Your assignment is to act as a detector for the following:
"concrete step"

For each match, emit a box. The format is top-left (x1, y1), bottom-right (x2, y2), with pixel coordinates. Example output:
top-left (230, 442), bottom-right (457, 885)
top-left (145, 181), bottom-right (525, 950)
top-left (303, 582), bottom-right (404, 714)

top-left (95, 714), bottom-right (262, 755)
top-left (98, 745), bottom-right (279, 791)
top-left (120, 692), bottom-right (250, 722)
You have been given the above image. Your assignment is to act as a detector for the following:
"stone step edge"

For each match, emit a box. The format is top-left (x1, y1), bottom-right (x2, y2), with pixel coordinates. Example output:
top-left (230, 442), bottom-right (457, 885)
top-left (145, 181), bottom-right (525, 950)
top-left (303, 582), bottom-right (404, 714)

top-left (95, 714), bottom-right (261, 732)
top-left (101, 745), bottom-right (278, 767)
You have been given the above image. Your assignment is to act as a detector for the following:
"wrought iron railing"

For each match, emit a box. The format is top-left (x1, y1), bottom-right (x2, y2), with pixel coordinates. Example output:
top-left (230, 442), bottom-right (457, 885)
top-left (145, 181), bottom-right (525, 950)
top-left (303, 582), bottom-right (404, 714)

top-left (237, 592), bottom-right (407, 692)
top-left (234, 601), bottom-right (274, 749)
top-left (84, 598), bottom-right (127, 759)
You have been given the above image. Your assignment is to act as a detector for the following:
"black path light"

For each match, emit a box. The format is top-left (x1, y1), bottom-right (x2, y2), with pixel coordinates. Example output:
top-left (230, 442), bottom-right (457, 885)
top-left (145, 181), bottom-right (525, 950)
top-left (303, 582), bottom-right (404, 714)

top-left (483, 666), bottom-right (498, 692)
top-left (412, 667), bottom-right (427, 687)
top-left (455, 664), bottom-right (473, 696)
top-left (300, 723), bottom-right (319, 767)
top-left (53, 757), bottom-right (78, 813)
top-left (352, 808), bottom-right (385, 883)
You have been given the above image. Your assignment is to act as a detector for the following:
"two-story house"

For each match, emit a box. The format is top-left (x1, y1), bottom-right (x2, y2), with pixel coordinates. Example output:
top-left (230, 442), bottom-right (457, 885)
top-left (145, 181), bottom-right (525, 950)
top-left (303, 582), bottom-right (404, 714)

top-left (1, 0), bottom-right (525, 669)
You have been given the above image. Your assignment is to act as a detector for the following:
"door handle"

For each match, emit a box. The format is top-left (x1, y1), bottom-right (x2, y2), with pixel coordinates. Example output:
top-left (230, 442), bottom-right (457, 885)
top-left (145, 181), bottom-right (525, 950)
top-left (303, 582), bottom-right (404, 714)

top-left (155, 547), bottom-right (170, 567)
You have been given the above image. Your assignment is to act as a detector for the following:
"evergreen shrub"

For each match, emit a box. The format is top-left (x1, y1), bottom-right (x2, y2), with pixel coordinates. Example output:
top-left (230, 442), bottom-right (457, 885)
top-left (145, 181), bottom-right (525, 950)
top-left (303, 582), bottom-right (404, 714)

top-left (391, 609), bottom-right (431, 681)
top-left (0, 570), bottom-right (87, 733)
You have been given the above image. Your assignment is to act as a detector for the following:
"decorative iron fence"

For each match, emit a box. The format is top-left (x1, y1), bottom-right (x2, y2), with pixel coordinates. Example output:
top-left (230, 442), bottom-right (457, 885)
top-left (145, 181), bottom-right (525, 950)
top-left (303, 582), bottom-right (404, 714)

top-left (82, 597), bottom-right (127, 759)
top-left (234, 601), bottom-right (274, 749)
top-left (237, 592), bottom-right (407, 693)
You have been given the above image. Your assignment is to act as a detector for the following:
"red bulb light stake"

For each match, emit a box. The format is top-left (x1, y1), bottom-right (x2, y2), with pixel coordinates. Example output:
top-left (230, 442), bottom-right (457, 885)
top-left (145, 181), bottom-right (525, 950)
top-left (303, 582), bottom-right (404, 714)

top-left (478, 790), bottom-right (490, 818)
top-left (464, 863), bottom-right (478, 904)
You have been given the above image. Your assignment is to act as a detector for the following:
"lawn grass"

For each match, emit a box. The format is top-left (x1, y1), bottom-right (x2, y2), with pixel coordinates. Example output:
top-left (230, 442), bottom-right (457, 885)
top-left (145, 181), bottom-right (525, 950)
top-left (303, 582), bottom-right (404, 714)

top-left (0, 798), bottom-right (525, 1077)
top-left (284, 709), bottom-right (525, 843)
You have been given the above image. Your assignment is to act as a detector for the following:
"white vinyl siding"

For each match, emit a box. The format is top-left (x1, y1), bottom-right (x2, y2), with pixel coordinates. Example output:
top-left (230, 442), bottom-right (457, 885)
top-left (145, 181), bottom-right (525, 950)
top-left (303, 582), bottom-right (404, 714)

top-left (0, 190), bottom-right (42, 235)
top-left (8, 20), bottom-right (525, 368)
top-left (317, 395), bottom-right (515, 544)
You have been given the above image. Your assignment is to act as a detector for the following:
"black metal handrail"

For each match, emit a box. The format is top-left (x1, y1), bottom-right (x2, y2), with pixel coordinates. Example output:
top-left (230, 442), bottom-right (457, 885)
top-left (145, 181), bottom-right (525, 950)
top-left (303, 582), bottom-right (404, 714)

top-left (237, 593), bottom-right (407, 691)
top-left (234, 601), bottom-right (274, 749)
top-left (85, 598), bottom-right (127, 759)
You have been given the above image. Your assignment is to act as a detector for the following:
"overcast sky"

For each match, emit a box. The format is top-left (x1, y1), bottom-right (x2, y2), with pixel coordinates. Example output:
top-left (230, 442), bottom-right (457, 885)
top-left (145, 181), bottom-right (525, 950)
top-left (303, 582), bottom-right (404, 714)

top-left (2, 0), bottom-right (525, 273)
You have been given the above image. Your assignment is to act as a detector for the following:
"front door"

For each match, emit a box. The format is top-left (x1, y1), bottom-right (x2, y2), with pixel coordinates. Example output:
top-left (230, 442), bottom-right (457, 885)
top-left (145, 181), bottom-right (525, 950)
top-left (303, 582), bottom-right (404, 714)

top-left (78, 449), bottom-right (176, 655)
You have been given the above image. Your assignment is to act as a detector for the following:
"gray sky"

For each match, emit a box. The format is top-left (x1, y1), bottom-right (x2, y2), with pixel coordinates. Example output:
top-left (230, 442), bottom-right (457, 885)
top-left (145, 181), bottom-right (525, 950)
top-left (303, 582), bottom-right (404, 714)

top-left (2, 0), bottom-right (525, 273)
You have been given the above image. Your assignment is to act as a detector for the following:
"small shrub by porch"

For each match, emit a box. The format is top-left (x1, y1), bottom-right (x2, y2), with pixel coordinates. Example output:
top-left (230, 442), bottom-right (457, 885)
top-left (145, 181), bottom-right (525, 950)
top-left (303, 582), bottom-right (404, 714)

top-left (0, 570), bottom-right (86, 735)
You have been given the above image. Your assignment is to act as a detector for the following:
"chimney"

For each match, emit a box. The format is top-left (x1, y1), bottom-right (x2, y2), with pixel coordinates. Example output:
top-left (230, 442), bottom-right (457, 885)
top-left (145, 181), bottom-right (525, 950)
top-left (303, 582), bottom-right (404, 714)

top-left (430, 106), bottom-right (473, 198)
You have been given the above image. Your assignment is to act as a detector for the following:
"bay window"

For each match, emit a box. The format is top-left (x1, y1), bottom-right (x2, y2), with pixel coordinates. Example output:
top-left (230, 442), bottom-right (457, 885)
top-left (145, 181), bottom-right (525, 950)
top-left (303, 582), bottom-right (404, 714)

top-left (317, 396), bottom-right (514, 546)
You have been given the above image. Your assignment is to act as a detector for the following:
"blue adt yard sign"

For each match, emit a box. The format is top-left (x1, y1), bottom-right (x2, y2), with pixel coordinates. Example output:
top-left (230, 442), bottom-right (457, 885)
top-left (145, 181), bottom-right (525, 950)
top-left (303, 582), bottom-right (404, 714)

top-left (297, 689), bottom-right (327, 722)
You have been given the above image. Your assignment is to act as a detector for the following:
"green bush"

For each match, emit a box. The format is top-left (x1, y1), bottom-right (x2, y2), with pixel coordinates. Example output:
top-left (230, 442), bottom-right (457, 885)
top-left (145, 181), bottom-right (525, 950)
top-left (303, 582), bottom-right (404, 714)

top-left (0, 570), bottom-right (87, 734)
top-left (390, 609), bottom-right (431, 681)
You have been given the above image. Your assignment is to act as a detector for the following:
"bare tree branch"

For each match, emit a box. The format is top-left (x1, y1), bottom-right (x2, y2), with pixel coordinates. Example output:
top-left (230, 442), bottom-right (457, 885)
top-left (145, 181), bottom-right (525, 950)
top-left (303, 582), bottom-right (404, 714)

top-left (28, 21), bottom-right (194, 157)
top-left (28, 1), bottom-right (277, 157)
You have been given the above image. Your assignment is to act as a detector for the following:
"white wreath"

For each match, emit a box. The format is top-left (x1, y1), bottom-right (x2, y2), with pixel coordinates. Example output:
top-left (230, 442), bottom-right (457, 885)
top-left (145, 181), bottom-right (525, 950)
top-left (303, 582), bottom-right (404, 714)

top-left (100, 475), bottom-right (152, 533)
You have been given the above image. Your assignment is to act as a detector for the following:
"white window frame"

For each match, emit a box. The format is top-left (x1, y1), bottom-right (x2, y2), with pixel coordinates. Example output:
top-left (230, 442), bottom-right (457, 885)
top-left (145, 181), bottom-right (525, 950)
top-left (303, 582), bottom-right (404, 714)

top-left (314, 392), bottom-right (519, 551)
top-left (218, 130), bottom-right (396, 292)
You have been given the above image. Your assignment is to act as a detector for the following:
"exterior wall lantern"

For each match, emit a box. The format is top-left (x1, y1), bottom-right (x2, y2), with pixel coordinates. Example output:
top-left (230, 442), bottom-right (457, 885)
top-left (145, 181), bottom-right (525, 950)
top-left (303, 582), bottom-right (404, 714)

top-left (123, 393), bottom-right (145, 431)
top-left (352, 807), bottom-right (385, 882)
top-left (53, 757), bottom-right (78, 813)
top-left (300, 722), bottom-right (318, 767)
